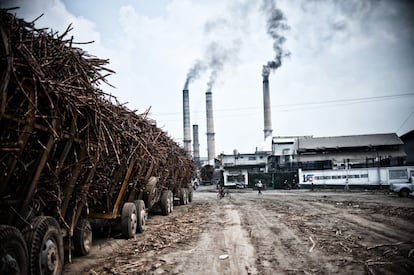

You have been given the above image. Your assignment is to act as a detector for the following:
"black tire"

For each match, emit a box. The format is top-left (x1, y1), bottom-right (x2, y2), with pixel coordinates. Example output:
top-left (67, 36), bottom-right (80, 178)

top-left (399, 188), bottom-right (409, 198)
top-left (134, 200), bottom-right (146, 233)
top-left (73, 219), bottom-right (92, 256)
top-left (0, 225), bottom-right (28, 275)
top-left (121, 202), bottom-right (137, 239)
top-left (161, 190), bottom-right (171, 216)
top-left (23, 216), bottom-right (64, 275)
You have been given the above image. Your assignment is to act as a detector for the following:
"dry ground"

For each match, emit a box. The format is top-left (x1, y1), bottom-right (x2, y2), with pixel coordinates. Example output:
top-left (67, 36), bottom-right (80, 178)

top-left (64, 187), bottom-right (414, 275)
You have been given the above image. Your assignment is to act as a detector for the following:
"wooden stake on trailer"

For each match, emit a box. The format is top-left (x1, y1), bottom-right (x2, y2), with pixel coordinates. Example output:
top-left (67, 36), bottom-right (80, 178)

top-left (0, 23), bottom-right (11, 116)
top-left (88, 158), bottom-right (136, 219)
top-left (61, 147), bottom-right (86, 217)
top-left (0, 91), bottom-right (36, 196)
top-left (20, 129), bottom-right (56, 222)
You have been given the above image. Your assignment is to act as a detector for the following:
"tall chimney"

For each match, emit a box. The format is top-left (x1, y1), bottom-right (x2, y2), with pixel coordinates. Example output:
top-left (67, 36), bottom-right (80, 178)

top-left (263, 74), bottom-right (273, 140)
top-left (182, 89), bottom-right (191, 154)
top-left (192, 124), bottom-right (200, 164)
top-left (206, 91), bottom-right (216, 163)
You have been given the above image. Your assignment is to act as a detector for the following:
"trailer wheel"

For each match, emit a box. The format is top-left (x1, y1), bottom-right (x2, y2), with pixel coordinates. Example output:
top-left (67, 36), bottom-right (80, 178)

top-left (134, 200), bottom-right (146, 233)
top-left (180, 188), bottom-right (188, 205)
top-left (0, 225), bottom-right (28, 275)
top-left (185, 188), bottom-right (189, 205)
top-left (73, 219), bottom-right (92, 256)
top-left (121, 202), bottom-right (137, 239)
top-left (399, 188), bottom-right (410, 198)
top-left (169, 191), bottom-right (174, 213)
top-left (161, 190), bottom-right (172, 216)
top-left (188, 188), bottom-right (193, 203)
top-left (24, 216), bottom-right (64, 275)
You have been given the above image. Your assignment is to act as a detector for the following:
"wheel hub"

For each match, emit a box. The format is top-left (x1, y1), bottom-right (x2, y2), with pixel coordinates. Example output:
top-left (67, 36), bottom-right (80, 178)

top-left (141, 209), bottom-right (146, 228)
top-left (167, 197), bottom-right (171, 213)
top-left (41, 239), bottom-right (58, 272)
top-left (131, 213), bottom-right (137, 233)
top-left (170, 193), bottom-right (174, 212)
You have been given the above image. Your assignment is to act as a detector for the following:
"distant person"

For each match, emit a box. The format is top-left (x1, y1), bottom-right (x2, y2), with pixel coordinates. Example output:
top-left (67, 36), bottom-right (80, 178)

top-left (256, 180), bottom-right (263, 195)
top-left (344, 178), bottom-right (349, 191)
top-left (217, 182), bottom-right (225, 197)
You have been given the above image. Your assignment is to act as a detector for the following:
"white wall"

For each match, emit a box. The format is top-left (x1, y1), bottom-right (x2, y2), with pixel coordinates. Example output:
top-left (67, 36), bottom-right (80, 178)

top-left (221, 154), bottom-right (267, 167)
top-left (223, 169), bottom-right (248, 187)
top-left (299, 166), bottom-right (414, 186)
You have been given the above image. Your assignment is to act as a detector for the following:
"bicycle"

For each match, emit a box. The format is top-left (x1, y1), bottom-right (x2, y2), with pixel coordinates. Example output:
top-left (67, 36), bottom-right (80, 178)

top-left (217, 189), bottom-right (231, 200)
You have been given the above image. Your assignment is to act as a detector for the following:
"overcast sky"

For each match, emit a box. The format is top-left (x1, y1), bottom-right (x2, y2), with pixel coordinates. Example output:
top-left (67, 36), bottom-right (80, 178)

top-left (2, 0), bottom-right (414, 157)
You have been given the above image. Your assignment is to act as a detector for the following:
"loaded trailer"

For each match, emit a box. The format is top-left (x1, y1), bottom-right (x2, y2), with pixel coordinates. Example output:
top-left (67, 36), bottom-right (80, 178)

top-left (87, 135), bottom-right (195, 241)
top-left (0, 9), bottom-right (195, 274)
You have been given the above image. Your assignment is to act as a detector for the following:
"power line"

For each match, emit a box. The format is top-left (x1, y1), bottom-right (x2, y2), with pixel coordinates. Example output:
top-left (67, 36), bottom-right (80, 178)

top-left (396, 110), bottom-right (414, 134)
top-left (152, 92), bottom-right (414, 117)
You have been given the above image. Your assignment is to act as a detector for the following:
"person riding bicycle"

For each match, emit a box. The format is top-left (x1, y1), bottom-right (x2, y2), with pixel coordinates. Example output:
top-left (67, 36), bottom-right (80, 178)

top-left (217, 183), bottom-right (225, 198)
top-left (256, 180), bottom-right (263, 194)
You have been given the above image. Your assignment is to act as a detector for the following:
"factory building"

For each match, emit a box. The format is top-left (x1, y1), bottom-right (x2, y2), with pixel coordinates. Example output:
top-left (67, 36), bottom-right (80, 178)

top-left (268, 133), bottom-right (410, 189)
top-left (269, 133), bottom-right (406, 170)
top-left (217, 132), bottom-right (411, 190)
top-left (401, 130), bottom-right (414, 165)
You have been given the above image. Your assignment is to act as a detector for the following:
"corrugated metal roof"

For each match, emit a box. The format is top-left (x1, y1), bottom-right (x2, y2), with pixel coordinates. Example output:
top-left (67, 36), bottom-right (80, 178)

top-left (298, 133), bottom-right (403, 150)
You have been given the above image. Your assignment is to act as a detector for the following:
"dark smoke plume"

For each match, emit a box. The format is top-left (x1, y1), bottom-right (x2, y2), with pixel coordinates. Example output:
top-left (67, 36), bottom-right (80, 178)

top-left (205, 41), bottom-right (239, 92)
top-left (262, 0), bottom-right (290, 78)
top-left (183, 60), bottom-right (207, 90)
top-left (184, 0), bottom-right (251, 92)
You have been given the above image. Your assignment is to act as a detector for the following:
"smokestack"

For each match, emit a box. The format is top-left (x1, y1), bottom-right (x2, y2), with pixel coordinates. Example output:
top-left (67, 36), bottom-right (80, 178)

top-left (182, 89), bottom-right (191, 154)
top-left (263, 74), bottom-right (273, 140)
top-left (192, 124), bottom-right (200, 164)
top-left (206, 91), bottom-right (216, 163)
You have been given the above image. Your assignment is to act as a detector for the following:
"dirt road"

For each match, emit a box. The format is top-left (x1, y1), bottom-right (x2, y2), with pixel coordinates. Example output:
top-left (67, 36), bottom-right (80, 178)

top-left (64, 187), bottom-right (414, 274)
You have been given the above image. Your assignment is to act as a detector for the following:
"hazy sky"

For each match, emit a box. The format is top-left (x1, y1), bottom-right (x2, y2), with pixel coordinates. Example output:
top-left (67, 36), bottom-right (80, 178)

top-left (2, 0), bottom-right (414, 157)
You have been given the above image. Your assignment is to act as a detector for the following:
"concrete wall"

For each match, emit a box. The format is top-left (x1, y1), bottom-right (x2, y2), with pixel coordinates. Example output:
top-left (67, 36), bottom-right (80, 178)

top-left (298, 166), bottom-right (414, 187)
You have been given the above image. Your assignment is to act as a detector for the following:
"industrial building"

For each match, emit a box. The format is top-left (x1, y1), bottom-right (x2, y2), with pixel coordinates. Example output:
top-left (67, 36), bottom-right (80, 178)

top-left (270, 133), bottom-right (406, 170)
top-left (217, 133), bottom-right (412, 189)
top-left (269, 133), bottom-right (411, 189)
top-left (401, 130), bottom-right (414, 165)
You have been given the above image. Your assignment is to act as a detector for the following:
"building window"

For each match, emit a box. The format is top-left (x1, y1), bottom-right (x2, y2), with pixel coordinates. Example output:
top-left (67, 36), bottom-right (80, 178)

top-left (282, 148), bottom-right (290, 155)
top-left (227, 174), bottom-right (245, 183)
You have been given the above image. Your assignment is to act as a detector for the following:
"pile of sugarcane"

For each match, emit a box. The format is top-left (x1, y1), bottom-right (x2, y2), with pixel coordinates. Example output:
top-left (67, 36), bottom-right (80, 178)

top-left (0, 9), bottom-right (195, 229)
